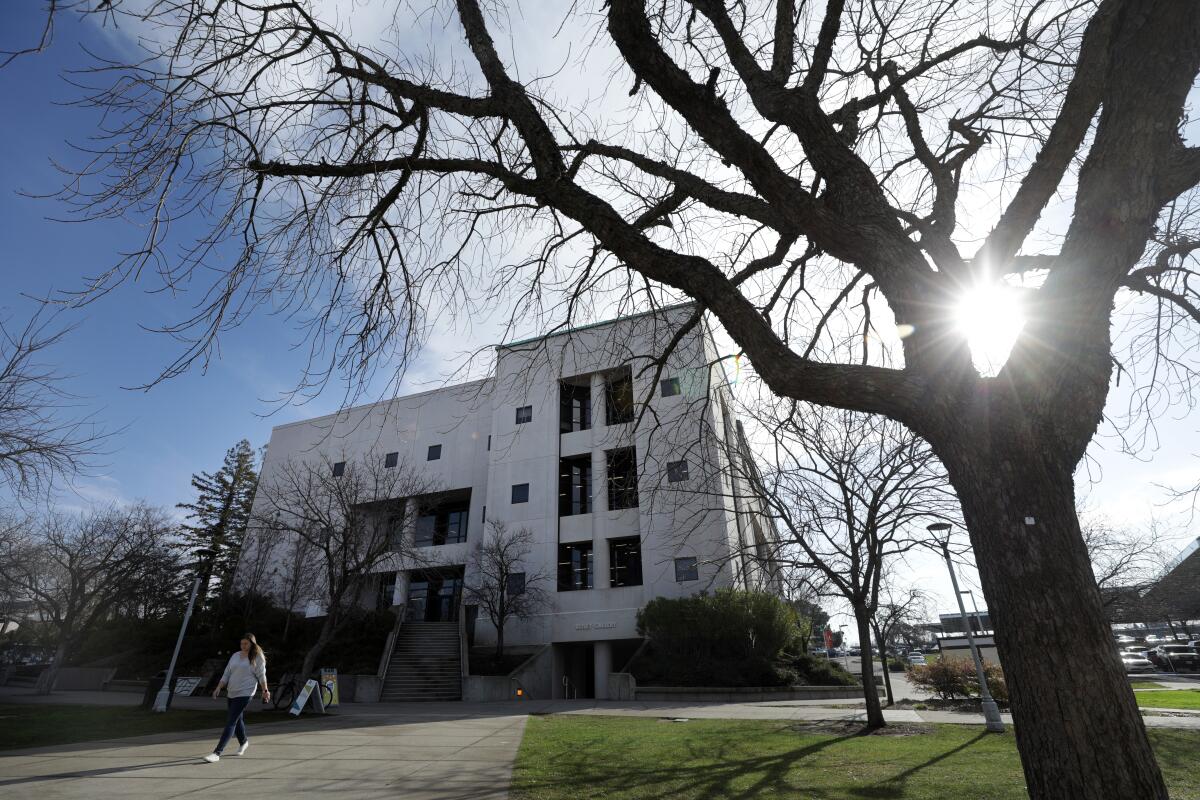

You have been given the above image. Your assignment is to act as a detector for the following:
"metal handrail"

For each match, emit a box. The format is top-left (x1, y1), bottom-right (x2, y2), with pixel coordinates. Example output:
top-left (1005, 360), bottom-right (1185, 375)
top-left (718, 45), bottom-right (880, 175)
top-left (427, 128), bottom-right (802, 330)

top-left (457, 602), bottom-right (469, 682)
top-left (377, 604), bottom-right (407, 682)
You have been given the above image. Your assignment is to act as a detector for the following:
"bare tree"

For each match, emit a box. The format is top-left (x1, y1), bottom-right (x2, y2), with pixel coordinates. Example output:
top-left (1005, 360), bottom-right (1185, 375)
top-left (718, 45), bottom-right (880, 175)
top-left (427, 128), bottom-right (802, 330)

top-left (1082, 515), bottom-right (1168, 603)
top-left (0, 503), bottom-right (174, 694)
top-left (463, 520), bottom-right (550, 659)
top-left (0, 313), bottom-right (108, 501)
top-left (252, 453), bottom-right (434, 677)
top-left (871, 583), bottom-right (931, 706)
top-left (18, 0), bottom-right (1200, 793)
top-left (739, 403), bottom-right (958, 728)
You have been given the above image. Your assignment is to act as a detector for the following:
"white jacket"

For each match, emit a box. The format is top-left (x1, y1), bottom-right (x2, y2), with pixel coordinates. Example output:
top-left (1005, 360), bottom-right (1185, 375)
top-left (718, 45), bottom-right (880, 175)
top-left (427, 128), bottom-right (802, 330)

top-left (219, 652), bottom-right (267, 698)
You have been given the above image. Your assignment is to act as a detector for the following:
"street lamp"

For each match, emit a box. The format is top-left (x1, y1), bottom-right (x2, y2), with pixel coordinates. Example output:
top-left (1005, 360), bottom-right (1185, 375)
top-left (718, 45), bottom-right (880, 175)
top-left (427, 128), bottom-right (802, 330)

top-left (837, 625), bottom-right (849, 672)
top-left (927, 523), bottom-right (1005, 733)
top-left (153, 548), bottom-right (216, 713)
top-left (960, 589), bottom-right (983, 635)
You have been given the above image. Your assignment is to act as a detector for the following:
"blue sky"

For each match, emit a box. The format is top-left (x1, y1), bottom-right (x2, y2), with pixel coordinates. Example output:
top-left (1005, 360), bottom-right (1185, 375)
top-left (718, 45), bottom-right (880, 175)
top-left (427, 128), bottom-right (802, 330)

top-left (0, 6), bottom-right (334, 511)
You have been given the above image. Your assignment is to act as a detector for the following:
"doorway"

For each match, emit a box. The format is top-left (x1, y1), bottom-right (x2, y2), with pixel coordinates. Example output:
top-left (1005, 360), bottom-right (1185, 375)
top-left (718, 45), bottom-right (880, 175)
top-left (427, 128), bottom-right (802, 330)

top-left (405, 566), bottom-right (464, 622)
top-left (558, 642), bottom-right (595, 699)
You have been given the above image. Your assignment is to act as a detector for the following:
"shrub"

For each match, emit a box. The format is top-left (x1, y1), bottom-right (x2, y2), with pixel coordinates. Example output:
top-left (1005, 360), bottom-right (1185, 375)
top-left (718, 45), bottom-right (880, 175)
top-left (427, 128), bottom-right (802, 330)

top-left (907, 657), bottom-right (1009, 706)
top-left (631, 589), bottom-right (804, 687)
top-left (790, 653), bottom-right (858, 686)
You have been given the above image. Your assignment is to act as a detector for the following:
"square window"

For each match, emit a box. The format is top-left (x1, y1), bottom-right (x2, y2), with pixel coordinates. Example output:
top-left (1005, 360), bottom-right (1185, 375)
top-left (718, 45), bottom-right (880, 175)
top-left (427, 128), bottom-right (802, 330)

top-left (332, 461), bottom-right (346, 477)
top-left (427, 444), bottom-right (442, 461)
top-left (506, 572), bottom-right (526, 597)
top-left (384, 451), bottom-right (398, 468)
top-left (674, 557), bottom-right (699, 582)
top-left (660, 377), bottom-right (681, 397)
top-left (516, 405), bottom-right (533, 424)
top-left (667, 460), bottom-right (690, 483)
top-left (511, 483), bottom-right (530, 504)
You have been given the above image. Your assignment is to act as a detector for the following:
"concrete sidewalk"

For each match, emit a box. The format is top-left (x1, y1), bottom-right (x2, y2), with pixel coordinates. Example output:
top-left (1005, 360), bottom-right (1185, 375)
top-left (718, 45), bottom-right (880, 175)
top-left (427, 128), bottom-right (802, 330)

top-left (0, 706), bottom-right (527, 799)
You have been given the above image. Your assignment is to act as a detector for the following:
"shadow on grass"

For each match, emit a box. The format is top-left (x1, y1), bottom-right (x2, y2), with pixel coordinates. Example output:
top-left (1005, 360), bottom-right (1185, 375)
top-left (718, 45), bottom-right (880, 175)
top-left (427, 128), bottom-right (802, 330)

top-left (846, 731), bottom-right (992, 799)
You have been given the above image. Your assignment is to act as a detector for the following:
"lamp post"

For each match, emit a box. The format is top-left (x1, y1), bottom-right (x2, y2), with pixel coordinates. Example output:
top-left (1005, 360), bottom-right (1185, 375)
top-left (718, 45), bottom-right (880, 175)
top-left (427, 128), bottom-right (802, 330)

top-left (961, 589), bottom-right (983, 635)
top-left (153, 548), bottom-right (216, 713)
top-left (837, 625), bottom-right (849, 672)
top-left (927, 523), bottom-right (1005, 733)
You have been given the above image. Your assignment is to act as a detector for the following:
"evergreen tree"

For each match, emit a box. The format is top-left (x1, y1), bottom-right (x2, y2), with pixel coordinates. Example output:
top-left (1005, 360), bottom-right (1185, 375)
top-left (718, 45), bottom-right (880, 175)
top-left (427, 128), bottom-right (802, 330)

top-left (177, 440), bottom-right (259, 608)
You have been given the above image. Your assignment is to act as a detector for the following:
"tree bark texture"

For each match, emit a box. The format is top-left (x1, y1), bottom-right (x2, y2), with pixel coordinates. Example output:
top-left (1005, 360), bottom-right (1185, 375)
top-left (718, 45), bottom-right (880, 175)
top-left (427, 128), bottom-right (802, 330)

top-left (853, 606), bottom-right (885, 729)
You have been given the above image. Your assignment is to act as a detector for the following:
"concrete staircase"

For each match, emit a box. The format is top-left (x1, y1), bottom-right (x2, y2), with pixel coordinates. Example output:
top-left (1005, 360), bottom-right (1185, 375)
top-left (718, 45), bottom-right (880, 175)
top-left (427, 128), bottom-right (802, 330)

top-left (380, 621), bottom-right (463, 702)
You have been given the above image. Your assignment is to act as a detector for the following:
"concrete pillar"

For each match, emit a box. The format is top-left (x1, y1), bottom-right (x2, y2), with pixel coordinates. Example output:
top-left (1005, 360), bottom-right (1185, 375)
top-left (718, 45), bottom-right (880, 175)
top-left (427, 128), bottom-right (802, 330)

top-left (594, 641), bottom-right (613, 700)
top-left (590, 372), bottom-right (605, 432)
top-left (592, 529), bottom-right (610, 590)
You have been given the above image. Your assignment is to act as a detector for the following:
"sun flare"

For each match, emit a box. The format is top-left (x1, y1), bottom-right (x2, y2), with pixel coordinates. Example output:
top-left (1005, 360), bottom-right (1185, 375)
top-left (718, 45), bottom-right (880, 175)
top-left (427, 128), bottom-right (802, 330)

top-left (954, 284), bottom-right (1026, 376)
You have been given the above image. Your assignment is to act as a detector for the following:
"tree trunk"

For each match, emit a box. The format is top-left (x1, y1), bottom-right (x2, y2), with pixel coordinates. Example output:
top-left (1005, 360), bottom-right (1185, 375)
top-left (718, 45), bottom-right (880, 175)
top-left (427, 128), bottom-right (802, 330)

top-left (852, 605), bottom-right (885, 729)
top-left (35, 639), bottom-right (70, 696)
top-left (947, 447), bottom-right (1168, 799)
top-left (873, 626), bottom-right (894, 706)
top-left (495, 620), bottom-right (505, 658)
top-left (300, 614), bottom-right (337, 678)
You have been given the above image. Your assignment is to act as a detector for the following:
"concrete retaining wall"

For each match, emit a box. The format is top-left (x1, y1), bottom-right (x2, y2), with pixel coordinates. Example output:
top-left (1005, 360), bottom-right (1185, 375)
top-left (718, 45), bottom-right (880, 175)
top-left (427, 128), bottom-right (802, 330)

top-left (53, 667), bottom-right (117, 692)
top-left (352, 675), bottom-right (381, 703)
top-left (463, 646), bottom-right (554, 702)
top-left (634, 685), bottom-right (865, 702)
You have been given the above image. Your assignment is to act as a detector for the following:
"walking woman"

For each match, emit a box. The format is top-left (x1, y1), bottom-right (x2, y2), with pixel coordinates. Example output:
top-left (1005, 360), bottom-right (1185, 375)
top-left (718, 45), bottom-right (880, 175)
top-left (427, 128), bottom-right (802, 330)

top-left (203, 633), bottom-right (270, 763)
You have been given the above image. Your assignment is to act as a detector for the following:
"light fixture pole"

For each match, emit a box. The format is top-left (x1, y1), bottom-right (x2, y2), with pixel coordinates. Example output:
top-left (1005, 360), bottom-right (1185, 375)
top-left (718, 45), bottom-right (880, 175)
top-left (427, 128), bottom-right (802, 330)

top-left (837, 625), bottom-right (849, 672)
top-left (153, 548), bottom-right (216, 713)
top-left (927, 523), bottom-right (1005, 733)
top-left (961, 589), bottom-right (983, 635)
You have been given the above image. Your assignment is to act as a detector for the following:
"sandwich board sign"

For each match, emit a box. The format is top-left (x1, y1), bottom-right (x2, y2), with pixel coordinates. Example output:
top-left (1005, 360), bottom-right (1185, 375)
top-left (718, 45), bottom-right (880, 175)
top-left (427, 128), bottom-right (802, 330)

top-left (319, 667), bottom-right (339, 707)
top-left (289, 679), bottom-right (319, 716)
top-left (173, 677), bottom-right (203, 697)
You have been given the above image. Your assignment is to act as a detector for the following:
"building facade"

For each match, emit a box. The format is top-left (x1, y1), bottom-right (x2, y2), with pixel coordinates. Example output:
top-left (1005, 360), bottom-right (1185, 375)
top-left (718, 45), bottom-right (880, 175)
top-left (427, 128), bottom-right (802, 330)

top-left (238, 305), bottom-right (780, 698)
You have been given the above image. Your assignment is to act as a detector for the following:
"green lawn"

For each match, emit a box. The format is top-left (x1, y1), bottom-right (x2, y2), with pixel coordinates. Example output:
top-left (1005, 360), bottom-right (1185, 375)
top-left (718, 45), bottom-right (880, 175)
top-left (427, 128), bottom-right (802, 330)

top-left (1130, 681), bottom-right (1168, 690)
top-left (510, 716), bottom-right (1200, 800)
top-left (1136, 690), bottom-right (1200, 710)
top-left (0, 704), bottom-right (290, 751)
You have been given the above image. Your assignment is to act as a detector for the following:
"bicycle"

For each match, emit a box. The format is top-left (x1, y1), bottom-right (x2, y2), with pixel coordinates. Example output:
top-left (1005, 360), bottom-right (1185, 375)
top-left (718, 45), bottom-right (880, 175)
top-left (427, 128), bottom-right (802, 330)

top-left (270, 672), bottom-right (333, 711)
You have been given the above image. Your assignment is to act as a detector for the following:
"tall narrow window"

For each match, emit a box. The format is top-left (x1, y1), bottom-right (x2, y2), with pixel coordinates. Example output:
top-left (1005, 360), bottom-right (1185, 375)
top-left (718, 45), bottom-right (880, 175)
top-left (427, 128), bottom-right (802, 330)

top-left (559, 455), bottom-right (592, 516)
top-left (427, 444), bottom-right (442, 461)
top-left (515, 405), bottom-right (533, 424)
top-left (609, 537), bottom-right (643, 587)
top-left (667, 460), bottom-right (690, 483)
top-left (605, 367), bottom-right (635, 425)
top-left (660, 377), bottom-right (681, 397)
top-left (606, 447), bottom-right (639, 510)
top-left (559, 379), bottom-right (592, 433)
top-left (384, 451), bottom-right (399, 468)
top-left (332, 461), bottom-right (346, 477)
top-left (557, 543), bottom-right (593, 591)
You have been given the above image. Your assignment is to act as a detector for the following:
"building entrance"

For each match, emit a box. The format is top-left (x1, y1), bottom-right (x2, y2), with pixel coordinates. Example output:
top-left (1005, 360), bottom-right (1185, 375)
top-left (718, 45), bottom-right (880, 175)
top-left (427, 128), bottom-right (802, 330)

top-left (405, 566), bottom-right (464, 622)
top-left (557, 642), bottom-right (595, 699)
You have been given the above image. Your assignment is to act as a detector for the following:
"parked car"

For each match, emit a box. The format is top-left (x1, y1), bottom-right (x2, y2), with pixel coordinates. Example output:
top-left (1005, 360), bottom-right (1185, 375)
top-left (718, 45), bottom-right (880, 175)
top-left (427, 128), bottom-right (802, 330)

top-left (1120, 652), bottom-right (1157, 674)
top-left (1115, 634), bottom-right (1136, 644)
top-left (1148, 644), bottom-right (1200, 672)
top-left (906, 652), bottom-right (927, 665)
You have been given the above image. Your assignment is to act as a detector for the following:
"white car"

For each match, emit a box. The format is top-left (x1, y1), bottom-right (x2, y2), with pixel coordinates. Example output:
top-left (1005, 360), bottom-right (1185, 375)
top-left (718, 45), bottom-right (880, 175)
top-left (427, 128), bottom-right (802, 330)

top-left (1115, 634), bottom-right (1136, 644)
top-left (1121, 652), bottom-right (1157, 674)
top-left (906, 652), bottom-right (927, 665)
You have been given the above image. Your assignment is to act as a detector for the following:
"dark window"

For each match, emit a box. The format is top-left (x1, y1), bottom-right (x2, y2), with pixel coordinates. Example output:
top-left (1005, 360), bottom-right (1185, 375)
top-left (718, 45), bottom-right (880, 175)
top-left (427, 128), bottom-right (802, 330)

top-left (516, 405), bottom-right (533, 425)
top-left (427, 444), bottom-right (442, 461)
top-left (605, 367), bottom-right (635, 425)
top-left (511, 483), bottom-right (530, 504)
top-left (667, 460), bottom-right (690, 483)
top-left (609, 537), bottom-right (643, 587)
top-left (558, 543), bottom-right (593, 591)
top-left (481, 504), bottom-right (487, 523)
top-left (674, 557), bottom-right (699, 582)
top-left (387, 514), bottom-right (406, 551)
top-left (332, 461), bottom-right (346, 477)
top-left (384, 451), bottom-right (399, 468)
top-left (560, 380), bottom-right (592, 433)
top-left (559, 455), bottom-right (592, 516)
top-left (660, 377), bottom-right (681, 397)
top-left (413, 500), bottom-right (470, 547)
top-left (487, 435), bottom-right (491, 451)
top-left (506, 572), bottom-right (526, 597)
top-left (606, 447), bottom-right (639, 510)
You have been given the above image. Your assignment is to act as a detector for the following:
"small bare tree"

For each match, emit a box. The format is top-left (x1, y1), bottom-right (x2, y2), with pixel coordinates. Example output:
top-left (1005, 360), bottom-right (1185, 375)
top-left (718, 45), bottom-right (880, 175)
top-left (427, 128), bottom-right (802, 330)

top-left (0, 503), bottom-right (173, 693)
top-left (0, 313), bottom-right (109, 501)
top-left (463, 520), bottom-right (550, 658)
top-left (743, 403), bottom-right (959, 729)
top-left (871, 583), bottom-right (932, 706)
top-left (252, 454), bottom-right (434, 677)
top-left (1082, 515), bottom-right (1167, 602)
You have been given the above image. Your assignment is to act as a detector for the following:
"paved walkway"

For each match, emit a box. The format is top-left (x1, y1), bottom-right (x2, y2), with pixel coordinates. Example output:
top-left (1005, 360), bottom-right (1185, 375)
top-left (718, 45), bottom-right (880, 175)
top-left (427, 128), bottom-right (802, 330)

top-left (0, 705), bottom-right (527, 799)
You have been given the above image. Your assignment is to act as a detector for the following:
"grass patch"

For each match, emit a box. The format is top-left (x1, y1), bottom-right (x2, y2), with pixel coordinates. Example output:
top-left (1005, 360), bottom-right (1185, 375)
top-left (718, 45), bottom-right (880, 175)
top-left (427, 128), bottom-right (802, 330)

top-left (1136, 690), bottom-right (1200, 710)
top-left (0, 704), bottom-right (290, 751)
top-left (1130, 681), bottom-right (1169, 690)
top-left (510, 716), bottom-right (1200, 800)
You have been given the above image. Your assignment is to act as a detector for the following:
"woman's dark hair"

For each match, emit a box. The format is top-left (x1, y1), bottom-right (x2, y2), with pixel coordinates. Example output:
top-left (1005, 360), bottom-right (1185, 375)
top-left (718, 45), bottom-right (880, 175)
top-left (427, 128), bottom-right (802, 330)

top-left (242, 633), bottom-right (264, 664)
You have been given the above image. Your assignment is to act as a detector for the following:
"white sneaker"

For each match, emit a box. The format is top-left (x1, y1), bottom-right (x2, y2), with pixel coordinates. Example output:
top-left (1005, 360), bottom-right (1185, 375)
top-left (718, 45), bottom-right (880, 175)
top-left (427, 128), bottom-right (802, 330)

top-left (202, 753), bottom-right (220, 763)
top-left (235, 742), bottom-right (249, 757)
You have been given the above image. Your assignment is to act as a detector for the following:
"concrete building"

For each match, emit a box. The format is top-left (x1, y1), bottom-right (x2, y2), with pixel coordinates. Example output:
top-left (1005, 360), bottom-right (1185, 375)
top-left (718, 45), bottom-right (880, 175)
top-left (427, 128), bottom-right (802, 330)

top-left (238, 305), bottom-right (780, 699)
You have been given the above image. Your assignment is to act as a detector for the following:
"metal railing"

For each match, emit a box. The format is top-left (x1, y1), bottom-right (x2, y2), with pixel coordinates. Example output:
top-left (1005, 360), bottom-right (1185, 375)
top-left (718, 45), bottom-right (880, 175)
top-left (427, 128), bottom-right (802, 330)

top-left (377, 604), bottom-right (407, 682)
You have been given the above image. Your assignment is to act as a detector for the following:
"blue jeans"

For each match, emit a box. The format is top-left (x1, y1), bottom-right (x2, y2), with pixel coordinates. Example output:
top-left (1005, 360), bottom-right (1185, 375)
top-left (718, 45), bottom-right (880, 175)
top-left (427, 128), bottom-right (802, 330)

top-left (214, 695), bottom-right (252, 754)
